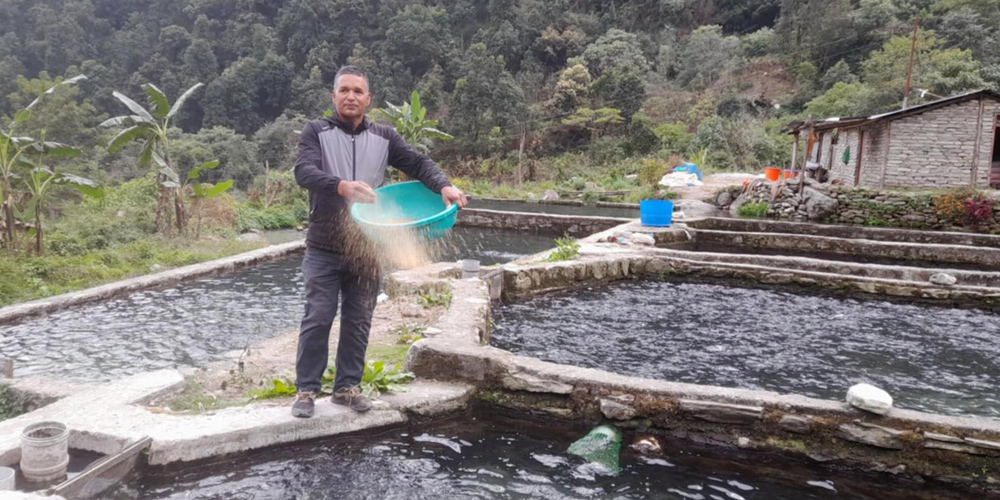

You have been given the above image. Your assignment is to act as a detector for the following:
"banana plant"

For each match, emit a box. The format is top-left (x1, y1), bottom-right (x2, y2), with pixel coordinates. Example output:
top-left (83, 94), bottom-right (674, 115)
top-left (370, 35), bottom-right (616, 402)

top-left (19, 168), bottom-right (103, 254)
top-left (100, 82), bottom-right (203, 235)
top-left (185, 159), bottom-right (233, 239)
top-left (370, 91), bottom-right (452, 181)
top-left (0, 75), bottom-right (86, 250)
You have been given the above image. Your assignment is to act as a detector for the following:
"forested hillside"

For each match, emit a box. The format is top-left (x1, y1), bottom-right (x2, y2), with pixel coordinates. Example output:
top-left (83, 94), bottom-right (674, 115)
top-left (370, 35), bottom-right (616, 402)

top-left (2, 0), bottom-right (997, 184)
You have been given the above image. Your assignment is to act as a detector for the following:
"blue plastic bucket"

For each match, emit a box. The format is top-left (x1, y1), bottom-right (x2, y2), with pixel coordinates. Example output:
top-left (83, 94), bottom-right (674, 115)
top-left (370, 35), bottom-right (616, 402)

top-left (350, 181), bottom-right (458, 240)
top-left (639, 200), bottom-right (674, 227)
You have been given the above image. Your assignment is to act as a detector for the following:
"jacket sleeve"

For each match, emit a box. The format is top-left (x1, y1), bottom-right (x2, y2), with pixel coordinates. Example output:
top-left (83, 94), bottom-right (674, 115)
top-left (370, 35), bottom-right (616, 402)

top-left (387, 130), bottom-right (452, 193)
top-left (293, 121), bottom-right (341, 197)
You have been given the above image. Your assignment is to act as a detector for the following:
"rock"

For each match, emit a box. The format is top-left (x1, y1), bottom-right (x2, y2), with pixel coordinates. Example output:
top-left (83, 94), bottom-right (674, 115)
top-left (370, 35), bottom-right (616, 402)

top-left (541, 189), bottom-right (560, 201)
top-left (728, 194), bottom-right (748, 216)
top-left (779, 414), bottom-right (814, 434)
top-left (802, 187), bottom-right (838, 220)
top-left (929, 273), bottom-right (958, 286)
top-left (584, 182), bottom-right (600, 192)
top-left (737, 437), bottom-right (751, 448)
top-left (717, 190), bottom-right (734, 207)
top-left (835, 422), bottom-right (906, 449)
top-left (846, 383), bottom-right (893, 415)
top-left (600, 398), bottom-right (637, 420)
top-left (295, 225), bottom-right (304, 231)
top-left (678, 399), bottom-right (763, 424)
top-left (376, 293), bottom-right (389, 303)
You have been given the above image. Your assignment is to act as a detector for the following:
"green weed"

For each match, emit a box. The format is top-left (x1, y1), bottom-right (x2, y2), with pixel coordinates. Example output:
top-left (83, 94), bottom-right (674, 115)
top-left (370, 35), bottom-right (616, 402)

top-left (737, 202), bottom-right (769, 218)
top-left (546, 236), bottom-right (581, 262)
top-left (418, 289), bottom-right (452, 309)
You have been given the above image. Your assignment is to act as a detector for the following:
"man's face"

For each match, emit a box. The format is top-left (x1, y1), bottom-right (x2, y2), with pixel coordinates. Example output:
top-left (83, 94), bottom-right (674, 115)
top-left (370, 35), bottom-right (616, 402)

top-left (332, 74), bottom-right (371, 121)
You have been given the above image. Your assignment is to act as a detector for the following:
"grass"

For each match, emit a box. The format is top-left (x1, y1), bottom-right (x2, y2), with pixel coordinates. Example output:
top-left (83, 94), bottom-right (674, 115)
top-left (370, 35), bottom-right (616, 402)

top-left (418, 289), bottom-right (452, 309)
top-left (0, 385), bottom-right (25, 421)
top-left (736, 202), bottom-right (769, 219)
top-left (0, 238), bottom-right (265, 307)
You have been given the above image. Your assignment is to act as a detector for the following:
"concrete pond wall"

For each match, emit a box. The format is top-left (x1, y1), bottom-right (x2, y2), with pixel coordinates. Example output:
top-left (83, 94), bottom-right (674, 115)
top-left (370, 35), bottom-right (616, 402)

top-left (405, 247), bottom-right (1000, 493)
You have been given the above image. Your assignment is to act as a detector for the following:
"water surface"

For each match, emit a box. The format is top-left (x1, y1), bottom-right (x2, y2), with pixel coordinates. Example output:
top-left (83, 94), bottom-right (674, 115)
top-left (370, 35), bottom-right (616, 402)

top-left (0, 228), bottom-right (555, 380)
top-left (492, 280), bottom-right (1000, 418)
top-left (108, 410), bottom-right (973, 500)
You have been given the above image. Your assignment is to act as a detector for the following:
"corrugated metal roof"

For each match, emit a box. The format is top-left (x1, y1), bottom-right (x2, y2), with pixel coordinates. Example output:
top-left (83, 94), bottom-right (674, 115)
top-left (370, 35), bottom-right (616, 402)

top-left (784, 89), bottom-right (1000, 134)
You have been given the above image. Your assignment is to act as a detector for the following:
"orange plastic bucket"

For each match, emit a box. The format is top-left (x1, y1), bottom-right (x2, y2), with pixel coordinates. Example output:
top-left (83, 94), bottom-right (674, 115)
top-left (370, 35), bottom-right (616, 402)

top-left (764, 167), bottom-right (781, 181)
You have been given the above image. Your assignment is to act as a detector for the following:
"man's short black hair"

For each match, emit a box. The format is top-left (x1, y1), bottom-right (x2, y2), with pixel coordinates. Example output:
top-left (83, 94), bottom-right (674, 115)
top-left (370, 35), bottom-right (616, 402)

top-left (334, 66), bottom-right (369, 91)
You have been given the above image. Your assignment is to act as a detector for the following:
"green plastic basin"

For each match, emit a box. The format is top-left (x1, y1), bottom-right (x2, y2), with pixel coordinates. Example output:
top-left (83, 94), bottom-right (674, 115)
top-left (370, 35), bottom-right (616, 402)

top-left (350, 181), bottom-right (458, 241)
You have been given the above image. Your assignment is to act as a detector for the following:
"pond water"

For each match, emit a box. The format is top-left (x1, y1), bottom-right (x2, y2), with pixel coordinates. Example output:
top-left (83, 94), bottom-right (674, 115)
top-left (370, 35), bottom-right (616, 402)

top-left (492, 279), bottom-right (1000, 418)
top-left (470, 198), bottom-right (639, 218)
top-left (107, 409), bottom-right (975, 500)
top-left (0, 228), bottom-right (555, 381)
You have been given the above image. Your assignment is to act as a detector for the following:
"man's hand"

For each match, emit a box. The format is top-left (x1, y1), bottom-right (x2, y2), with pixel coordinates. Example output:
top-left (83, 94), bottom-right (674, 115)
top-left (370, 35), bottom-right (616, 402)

top-left (338, 180), bottom-right (377, 203)
top-left (441, 185), bottom-right (468, 208)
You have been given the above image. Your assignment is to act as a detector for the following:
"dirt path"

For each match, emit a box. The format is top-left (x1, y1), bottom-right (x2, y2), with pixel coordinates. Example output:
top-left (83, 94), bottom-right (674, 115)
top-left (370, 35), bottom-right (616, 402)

top-left (671, 173), bottom-right (758, 202)
top-left (148, 295), bottom-right (446, 413)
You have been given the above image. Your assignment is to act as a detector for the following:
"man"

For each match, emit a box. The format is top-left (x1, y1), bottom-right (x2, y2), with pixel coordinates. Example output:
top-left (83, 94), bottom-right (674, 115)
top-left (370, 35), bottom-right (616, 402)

top-left (291, 65), bottom-right (467, 418)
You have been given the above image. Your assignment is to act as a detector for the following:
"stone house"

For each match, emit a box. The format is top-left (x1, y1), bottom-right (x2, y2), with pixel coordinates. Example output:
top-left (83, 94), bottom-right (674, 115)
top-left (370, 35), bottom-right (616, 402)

top-left (785, 90), bottom-right (1000, 189)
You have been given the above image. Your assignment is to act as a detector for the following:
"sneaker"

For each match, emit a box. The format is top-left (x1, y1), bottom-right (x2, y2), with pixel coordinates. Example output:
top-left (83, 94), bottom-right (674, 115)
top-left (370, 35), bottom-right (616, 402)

top-left (332, 387), bottom-right (372, 412)
top-left (291, 391), bottom-right (316, 418)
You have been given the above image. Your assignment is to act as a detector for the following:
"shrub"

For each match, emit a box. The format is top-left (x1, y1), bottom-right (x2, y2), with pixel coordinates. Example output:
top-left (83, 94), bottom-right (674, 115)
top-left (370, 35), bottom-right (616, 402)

top-left (546, 236), bottom-right (581, 262)
top-left (638, 159), bottom-right (665, 187)
top-left (934, 188), bottom-right (994, 226)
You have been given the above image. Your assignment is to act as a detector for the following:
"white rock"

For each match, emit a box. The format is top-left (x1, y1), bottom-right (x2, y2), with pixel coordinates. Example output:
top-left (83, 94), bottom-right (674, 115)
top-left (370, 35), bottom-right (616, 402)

top-left (540, 189), bottom-right (560, 201)
top-left (929, 273), bottom-right (957, 286)
top-left (376, 293), bottom-right (389, 303)
top-left (846, 383), bottom-right (893, 415)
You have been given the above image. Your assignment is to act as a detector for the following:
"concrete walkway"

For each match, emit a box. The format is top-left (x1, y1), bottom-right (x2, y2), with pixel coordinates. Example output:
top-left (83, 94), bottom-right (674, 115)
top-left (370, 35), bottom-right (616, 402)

top-left (0, 369), bottom-right (473, 469)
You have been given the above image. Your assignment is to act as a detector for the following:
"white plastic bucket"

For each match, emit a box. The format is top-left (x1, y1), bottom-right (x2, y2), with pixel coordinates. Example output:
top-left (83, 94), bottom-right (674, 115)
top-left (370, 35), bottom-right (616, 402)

top-left (0, 466), bottom-right (14, 490)
top-left (460, 259), bottom-right (480, 279)
top-left (20, 421), bottom-right (69, 483)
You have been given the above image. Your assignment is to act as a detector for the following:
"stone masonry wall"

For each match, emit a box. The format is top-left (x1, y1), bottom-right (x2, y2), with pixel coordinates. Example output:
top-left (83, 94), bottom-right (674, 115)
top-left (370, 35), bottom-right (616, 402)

top-left (717, 179), bottom-right (1000, 233)
top-left (883, 99), bottom-right (983, 188)
top-left (828, 128), bottom-right (860, 185)
top-left (977, 99), bottom-right (1000, 188)
top-left (860, 122), bottom-right (889, 186)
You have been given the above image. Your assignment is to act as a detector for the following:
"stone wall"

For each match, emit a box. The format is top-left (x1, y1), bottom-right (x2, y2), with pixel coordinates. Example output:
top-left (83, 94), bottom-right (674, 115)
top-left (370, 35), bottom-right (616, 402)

top-left (883, 99), bottom-right (983, 188)
top-left (457, 208), bottom-right (630, 238)
top-left (717, 179), bottom-right (1000, 233)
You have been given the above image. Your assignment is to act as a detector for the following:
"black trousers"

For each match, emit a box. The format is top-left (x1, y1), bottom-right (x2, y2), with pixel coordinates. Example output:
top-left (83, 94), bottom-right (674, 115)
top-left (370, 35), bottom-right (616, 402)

top-left (294, 247), bottom-right (380, 393)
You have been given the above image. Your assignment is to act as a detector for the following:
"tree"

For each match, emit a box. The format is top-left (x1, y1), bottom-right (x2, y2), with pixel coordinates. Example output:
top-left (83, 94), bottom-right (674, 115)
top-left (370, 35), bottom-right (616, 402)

top-left (581, 29), bottom-right (650, 77)
top-left (371, 91), bottom-right (453, 181)
top-left (805, 82), bottom-right (876, 117)
top-left (675, 25), bottom-right (742, 89)
top-left (562, 107), bottom-right (625, 138)
top-left (100, 82), bottom-right (205, 235)
top-left (547, 64), bottom-right (592, 114)
top-left (19, 160), bottom-right (103, 254)
top-left (449, 43), bottom-right (526, 142)
top-left (861, 30), bottom-right (986, 110)
top-left (531, 26), bottom-right (586, 74)
top-left (6, 72), bottom-right (103, 149)
top-left (202, 54), bottom-right (294, 135)
top-left (590, 69), bottom-right (646, 119)
top-left (371, 91), bottom-right (454, 154)
top-left (0, 75), bottom-right (87, 250)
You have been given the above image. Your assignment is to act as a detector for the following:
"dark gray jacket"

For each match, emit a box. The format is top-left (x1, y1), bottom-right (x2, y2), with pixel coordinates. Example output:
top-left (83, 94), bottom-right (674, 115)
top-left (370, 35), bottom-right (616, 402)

top-left (294, 112), bottom-right (452, 253)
